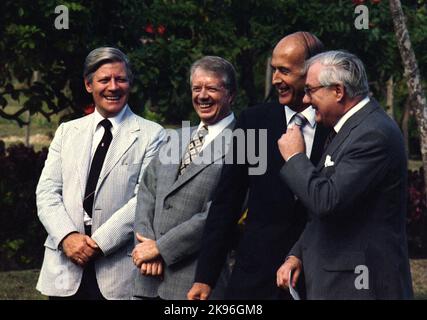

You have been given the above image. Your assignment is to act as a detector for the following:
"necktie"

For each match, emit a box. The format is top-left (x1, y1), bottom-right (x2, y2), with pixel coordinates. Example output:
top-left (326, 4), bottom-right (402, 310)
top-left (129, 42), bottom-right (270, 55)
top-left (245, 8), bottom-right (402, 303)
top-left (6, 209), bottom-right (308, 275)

top-left (179, 125), bottom-right (208, 176)
top-left (323, 129), bottom-right (336, 152)
top-left (293, 113), bottom-right (308, 128)
top-left (83, 119), bottom-right (113, 217)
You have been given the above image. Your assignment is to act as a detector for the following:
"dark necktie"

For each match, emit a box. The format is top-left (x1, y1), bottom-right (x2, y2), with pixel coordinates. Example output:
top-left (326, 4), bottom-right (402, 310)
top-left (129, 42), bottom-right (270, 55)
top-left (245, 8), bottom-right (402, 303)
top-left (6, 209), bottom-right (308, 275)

top-left (179, 125), bottom-right (208, 176)
top-left (323, 129), bottom-right (336, 153)
top-left (293, 113), bottom-right (308, 128)
top-left (83, 119), bottom-right (113, 217)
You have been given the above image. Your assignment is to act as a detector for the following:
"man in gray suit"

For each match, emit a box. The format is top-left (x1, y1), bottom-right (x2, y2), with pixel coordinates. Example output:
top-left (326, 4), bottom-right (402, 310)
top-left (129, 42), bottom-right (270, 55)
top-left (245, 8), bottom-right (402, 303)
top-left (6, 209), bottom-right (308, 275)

top-left (36, 47), bottom-right (164, 299)
top-left (132, 56), bottom-right (236, 300)
top-left (276, 51), bottom-right (413, 299)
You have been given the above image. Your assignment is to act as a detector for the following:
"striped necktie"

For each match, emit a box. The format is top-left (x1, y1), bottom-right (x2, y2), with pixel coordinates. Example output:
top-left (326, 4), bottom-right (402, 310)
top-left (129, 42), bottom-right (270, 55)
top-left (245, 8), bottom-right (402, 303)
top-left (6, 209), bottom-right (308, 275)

top-left (179, 125), bottom-right (208, 176)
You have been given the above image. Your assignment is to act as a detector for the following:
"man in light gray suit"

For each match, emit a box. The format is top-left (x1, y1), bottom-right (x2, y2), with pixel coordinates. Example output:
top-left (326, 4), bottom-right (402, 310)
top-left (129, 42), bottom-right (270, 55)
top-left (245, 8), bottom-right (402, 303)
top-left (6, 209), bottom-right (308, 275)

top-left (132, 56), bottom-right (236, 300)
top-left (36, 47), bottom-right (164, 300)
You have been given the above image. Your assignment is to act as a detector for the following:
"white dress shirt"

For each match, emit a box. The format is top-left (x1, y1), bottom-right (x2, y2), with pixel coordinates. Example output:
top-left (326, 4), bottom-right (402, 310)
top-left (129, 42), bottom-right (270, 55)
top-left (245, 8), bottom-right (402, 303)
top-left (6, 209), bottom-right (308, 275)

top-left (334, 96), bottom-right (370, 133)
top-left (285, 105), bottom-right (317, 158)
top-left (198, 112), bottom-right (235, 151)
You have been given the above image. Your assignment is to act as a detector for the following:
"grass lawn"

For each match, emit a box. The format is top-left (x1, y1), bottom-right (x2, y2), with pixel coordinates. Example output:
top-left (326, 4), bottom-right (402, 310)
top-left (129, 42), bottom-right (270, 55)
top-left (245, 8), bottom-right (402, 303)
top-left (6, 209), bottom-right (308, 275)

top-left (0, 269), bottom-right (46, 300)
top-left (1, 260), bottom-right (426, 300)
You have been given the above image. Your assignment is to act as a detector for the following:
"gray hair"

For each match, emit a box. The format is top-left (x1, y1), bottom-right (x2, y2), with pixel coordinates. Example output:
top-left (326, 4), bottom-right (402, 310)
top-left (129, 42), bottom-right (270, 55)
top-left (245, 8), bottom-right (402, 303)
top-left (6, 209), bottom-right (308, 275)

top-left (305, 50), bottom-right (369, 99)
top-left (83, 47), bottom-right (133, 84)
top-left (189, 56), bottom-right (237, 96)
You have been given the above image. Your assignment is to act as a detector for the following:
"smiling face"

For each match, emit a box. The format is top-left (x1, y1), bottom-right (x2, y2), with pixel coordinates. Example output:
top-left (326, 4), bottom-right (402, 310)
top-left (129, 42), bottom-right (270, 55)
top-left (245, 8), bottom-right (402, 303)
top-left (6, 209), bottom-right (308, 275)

top-left (271, 38), bottom-right (307, 111)
top-left (191, 68), bottom-right (233, 125)
top-left (84, 62), bottom-right (130, 118)
top-left (303, 62), bottom-right (343, 128)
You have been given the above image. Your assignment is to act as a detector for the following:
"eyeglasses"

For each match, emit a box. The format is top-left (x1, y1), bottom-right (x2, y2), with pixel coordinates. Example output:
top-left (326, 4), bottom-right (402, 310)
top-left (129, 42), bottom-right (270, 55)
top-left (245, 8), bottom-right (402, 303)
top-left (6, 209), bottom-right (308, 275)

top-left (304, 85), bottom-right (328, 97)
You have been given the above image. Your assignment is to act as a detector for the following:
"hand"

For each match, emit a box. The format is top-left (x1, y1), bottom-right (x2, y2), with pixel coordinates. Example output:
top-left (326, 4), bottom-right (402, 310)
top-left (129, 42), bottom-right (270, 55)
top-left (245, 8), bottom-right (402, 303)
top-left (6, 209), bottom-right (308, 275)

top-left (132, 233), bottom-right (160, 266)
top-left (87, 237), bottom-right (102, 258)
top-left (61, 232), bottom-right (99, 267)
top-left (187, 282), bottom-right (212, 300)
top-left (277, 125), bottom-right (305, 161)
top-left (140, 257), bottom-right (164, 277)
top-left (276, 255), bottom-right (302, 289)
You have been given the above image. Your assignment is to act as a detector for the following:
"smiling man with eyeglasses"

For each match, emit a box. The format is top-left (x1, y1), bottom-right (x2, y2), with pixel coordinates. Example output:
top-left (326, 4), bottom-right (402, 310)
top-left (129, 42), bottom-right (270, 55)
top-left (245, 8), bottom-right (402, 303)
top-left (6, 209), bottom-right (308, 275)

top-left (277, 50), bottom-right (413, 300)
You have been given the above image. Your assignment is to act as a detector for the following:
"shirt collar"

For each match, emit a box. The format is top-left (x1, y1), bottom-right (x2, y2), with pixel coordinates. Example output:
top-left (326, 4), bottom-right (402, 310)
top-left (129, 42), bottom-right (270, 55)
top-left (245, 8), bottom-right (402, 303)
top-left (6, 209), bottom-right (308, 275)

top-left (284, 105), bottom-right (317, 128)
top-left (334, 96), bottom-right (370, 133)
top-left (93, 104), bottom-right (128, 131)
top-left (198, 112), bottom-right (235, 134)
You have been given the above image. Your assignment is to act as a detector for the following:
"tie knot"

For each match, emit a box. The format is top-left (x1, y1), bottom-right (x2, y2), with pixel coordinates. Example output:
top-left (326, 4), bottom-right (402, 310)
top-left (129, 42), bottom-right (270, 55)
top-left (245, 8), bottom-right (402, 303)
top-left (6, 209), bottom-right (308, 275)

top-left (99, 119), bottom-right (112, 130)
top-left (293, 113), bottom-right (308, 127)
top-left (198, 125), bottom-right (208, 137)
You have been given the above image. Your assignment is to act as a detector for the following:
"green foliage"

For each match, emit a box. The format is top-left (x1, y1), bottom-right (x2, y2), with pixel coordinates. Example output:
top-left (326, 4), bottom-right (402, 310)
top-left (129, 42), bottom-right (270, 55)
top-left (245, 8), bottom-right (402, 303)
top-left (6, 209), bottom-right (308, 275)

top-left (0, 142), bottom-right (47, 270)
top-left (0, 0), bottom-right (426, 127)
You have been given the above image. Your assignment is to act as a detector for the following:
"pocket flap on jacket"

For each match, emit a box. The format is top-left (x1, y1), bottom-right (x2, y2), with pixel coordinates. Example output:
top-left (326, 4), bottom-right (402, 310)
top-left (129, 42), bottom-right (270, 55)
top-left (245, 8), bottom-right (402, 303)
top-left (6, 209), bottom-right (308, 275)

top-left (322, 251), bottom-right (366, 272)
top-left (44, 236), bottom-right (57, 250)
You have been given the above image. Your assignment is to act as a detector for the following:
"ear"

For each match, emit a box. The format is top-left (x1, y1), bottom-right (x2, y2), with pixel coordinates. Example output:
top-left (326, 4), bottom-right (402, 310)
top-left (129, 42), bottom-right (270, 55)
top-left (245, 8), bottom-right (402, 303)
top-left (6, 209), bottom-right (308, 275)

top-left (84, 78), bottom-right (93, 93)
top-left (334, 84), bottom-right (345, 102)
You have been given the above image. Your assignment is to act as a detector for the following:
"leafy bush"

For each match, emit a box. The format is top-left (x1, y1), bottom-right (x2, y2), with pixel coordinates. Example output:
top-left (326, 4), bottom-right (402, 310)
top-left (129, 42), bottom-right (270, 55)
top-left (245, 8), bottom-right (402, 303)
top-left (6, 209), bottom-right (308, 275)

top-left (407, 168), bottom-right (427, 258)
top-left (0, 141), bottom-right (47, 270)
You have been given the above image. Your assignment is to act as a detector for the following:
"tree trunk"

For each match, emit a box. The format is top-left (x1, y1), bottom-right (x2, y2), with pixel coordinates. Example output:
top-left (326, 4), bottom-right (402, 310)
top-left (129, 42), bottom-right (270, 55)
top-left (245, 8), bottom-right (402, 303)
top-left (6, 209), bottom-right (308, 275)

top-left (265, 56), bottom-right (272, 100)
top-left (401, 96), bottom-right (411, 158)
top-left (389, 0), bottom-right (427, 198)
top-left (386, 76), bottom-right (394, 119)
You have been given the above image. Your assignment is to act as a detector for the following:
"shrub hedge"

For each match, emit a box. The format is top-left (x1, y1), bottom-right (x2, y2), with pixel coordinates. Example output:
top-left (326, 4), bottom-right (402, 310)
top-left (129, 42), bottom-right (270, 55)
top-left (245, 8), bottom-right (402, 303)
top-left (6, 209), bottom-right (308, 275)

top-left (0, 141), bottom-right (426, 270)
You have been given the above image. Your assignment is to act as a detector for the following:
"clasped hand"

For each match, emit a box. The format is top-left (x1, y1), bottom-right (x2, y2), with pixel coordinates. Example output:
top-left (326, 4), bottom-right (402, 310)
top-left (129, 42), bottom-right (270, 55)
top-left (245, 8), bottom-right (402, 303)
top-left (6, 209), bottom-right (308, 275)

top-left (61, 232), bottom-right (101, 267)
top-left (132, 232), bottom-right (163, 277)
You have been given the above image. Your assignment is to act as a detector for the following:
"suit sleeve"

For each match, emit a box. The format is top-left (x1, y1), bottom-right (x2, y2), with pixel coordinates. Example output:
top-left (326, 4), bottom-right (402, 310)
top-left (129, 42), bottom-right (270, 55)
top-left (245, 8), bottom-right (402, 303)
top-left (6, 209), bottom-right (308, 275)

top-left (194, 112), bottom-right (250, 288)
top-left (36, 123), bottom-right (79, 249)
top-left (134, 145), bottom-right (161, 241)
top-left (280, 130), bottom-right (391, 219)
top-left (91, 128), bottom-right (165, 256)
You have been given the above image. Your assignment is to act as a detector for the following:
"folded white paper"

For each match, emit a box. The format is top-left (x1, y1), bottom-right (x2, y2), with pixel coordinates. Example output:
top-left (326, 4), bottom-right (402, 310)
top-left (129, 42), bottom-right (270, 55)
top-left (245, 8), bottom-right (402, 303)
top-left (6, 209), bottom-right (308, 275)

top-left (289, 269), bottom-right (301, 300)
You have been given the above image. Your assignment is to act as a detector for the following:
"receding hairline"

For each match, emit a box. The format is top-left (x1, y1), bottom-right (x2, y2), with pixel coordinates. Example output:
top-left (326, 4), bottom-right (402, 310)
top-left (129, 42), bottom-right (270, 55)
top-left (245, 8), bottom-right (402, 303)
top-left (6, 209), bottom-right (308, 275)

top-left (274, 34), bottom-right (309, 57)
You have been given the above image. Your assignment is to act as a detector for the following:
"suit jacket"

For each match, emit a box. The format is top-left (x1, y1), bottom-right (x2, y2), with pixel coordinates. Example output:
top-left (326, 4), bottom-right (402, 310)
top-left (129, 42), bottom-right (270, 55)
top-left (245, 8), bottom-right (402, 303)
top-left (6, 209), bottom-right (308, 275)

top-left (282, 99), bottom-right (413, 299)
top-left (36, 107), bottom-right (164, 299)
top-left (194, 102), bottom-right (329, 299)
top-left (133, 121), bottom-right (235, 299)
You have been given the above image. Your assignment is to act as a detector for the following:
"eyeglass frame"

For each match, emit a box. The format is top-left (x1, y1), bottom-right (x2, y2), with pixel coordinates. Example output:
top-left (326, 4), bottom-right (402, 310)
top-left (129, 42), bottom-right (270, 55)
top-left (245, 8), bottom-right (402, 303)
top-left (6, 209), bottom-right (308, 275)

top-left (304, 84), bottom-right (333, 97)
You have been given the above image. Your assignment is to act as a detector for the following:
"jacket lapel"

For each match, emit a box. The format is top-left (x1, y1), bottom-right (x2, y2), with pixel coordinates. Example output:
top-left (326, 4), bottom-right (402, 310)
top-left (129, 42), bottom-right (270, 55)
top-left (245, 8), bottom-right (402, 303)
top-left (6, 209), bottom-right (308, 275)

top-left (167, 120), bottom-right (236, 195)
top-left (272, 103), bottom-right (288, 137)
top-left (317, 100), bottom-right (379, 170)
top-left (76, 114), bottom-right (95, 200)
top-left (96, 108), bottom-right (139, 193)
top-left (310, 123), bottom-right (330, 166)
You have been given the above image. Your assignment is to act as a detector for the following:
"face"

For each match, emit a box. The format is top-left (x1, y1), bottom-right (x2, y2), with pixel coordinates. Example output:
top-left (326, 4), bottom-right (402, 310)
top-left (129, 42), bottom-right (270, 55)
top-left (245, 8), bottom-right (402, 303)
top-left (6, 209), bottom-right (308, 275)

top-left (271, 40), bottom-right (307, 111)
top-left (85, 62), bottom-right (130, 118)
top-left (191, 68), bottom-right (233, 125)
top-left (303, 62), bottom-right (343, 127)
